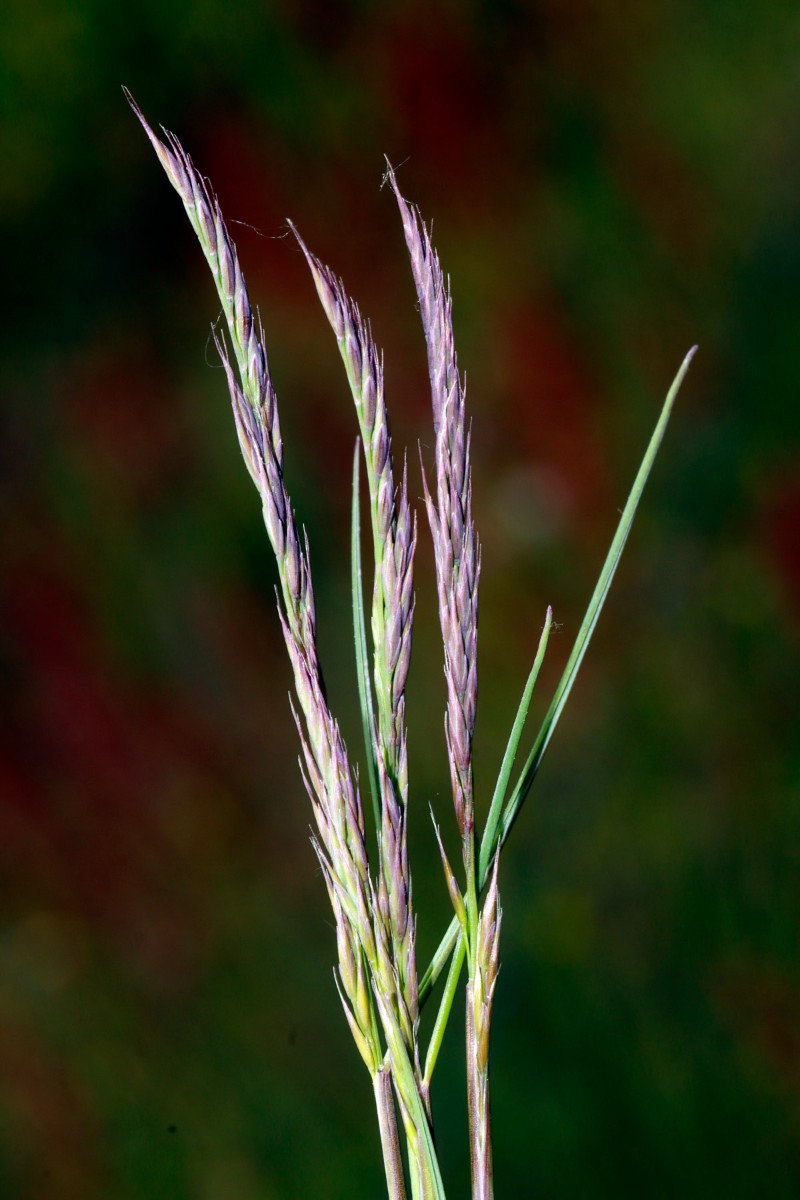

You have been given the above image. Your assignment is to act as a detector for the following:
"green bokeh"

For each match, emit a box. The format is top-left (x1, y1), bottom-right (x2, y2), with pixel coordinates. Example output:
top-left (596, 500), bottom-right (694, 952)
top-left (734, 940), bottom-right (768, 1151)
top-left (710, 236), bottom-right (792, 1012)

top-left (1, 2), bottom-right (799, 1196)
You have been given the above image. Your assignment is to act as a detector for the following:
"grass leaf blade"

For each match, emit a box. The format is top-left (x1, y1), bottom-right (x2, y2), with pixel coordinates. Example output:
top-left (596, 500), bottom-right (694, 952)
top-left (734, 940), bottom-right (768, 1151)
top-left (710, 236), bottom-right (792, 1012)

top-left (487, 346), bottom-right (697, 859)
top-left (418, 915), bottom-right (459, 1008)
top-left (478, 606), bottom-right (553, 885)
top-left (423, 930), bottom-right (466, 1085)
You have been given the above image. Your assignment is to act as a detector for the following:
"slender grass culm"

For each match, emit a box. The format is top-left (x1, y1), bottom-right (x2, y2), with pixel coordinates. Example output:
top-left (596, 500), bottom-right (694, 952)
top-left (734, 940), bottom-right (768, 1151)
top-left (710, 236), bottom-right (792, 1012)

top-left (126, 89), bottom-right (696, 1200)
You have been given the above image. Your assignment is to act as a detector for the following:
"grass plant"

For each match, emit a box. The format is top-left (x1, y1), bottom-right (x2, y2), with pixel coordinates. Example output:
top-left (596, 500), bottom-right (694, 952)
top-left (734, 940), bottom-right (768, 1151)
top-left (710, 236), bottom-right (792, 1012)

top-left (126, 89), bottom-right (695, 1199)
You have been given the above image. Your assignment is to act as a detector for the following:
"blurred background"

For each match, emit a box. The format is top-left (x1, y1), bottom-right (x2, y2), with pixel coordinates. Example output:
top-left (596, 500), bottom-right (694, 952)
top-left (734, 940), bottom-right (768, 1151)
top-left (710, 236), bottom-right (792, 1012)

top-left (2, 1), bottom-right (799, 1196)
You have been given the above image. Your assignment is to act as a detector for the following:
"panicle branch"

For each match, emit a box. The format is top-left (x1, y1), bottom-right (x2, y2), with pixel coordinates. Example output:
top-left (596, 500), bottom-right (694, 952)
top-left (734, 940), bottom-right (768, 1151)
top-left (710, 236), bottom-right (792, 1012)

top-left (385, 164), bottom-right (480, 858)
top-left (291, 229), bottom-right (421, 1077)
top-left (126, 89), bottom-right (380, 1073)
top-left (129, 94), bottom-right (444, 1195)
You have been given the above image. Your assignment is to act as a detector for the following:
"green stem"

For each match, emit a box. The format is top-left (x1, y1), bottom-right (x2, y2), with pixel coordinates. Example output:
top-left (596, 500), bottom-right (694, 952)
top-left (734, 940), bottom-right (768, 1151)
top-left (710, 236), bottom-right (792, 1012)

top-left (465, 981), bottom-right (480, 1200)
top-left (376, 993), bottom-right (447, 1200)
top-left (465, 837), bottom-right (478, 968)
top-left (351, 442), bottom-right (381, 832)
top-left (465, 979), bottom-right (493, 1200)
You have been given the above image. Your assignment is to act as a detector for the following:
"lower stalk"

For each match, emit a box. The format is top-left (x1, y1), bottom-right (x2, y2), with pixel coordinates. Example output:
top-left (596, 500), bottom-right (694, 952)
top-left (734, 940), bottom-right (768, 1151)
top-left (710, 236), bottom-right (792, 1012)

top-left (374, 1068), bottom-right (408, 1200)
top-left (466, 980), bottom-right (493, 1200)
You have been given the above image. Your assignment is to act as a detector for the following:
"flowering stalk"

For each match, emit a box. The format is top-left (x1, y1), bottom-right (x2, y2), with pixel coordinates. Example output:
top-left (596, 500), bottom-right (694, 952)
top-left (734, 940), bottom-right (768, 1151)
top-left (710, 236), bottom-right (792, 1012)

top-left (291, 233), bottom-right (435, 1187)
top-left (292, 232), bottom-right (419, 1052)
top-left (466, 856), bottom-right (501, 1200)
top-left (387, 165), bottom-right (492, 1191)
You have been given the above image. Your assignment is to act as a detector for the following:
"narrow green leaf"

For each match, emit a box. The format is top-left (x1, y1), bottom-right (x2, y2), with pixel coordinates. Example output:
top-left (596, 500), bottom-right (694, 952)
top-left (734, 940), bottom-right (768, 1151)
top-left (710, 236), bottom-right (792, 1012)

top-left (419, 622), bottom-right (556, 1052)
top-left (419, 348), bottom-right (696, 1013)
top-left (478, 607), bottom-right (553, 884)
top-left (418, 915), bottom-right (459, 1008)
top-left (423, 930), bottom-right (466, 1085)
top-left (352, 440), bottom-right (381, 832)
top-left (486, 347), bottom-right (697, 859)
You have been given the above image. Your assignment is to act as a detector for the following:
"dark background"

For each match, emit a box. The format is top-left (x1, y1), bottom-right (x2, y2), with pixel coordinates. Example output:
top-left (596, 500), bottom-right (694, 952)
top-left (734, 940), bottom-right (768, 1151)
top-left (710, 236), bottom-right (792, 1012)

top-left (2, 2), bottom-right (799, 1196)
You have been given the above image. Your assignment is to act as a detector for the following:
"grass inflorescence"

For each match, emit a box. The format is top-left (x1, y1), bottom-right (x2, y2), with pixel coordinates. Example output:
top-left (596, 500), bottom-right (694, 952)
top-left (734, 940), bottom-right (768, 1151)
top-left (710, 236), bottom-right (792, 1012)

top-left (126, 88), bottom-right (695, 1200)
